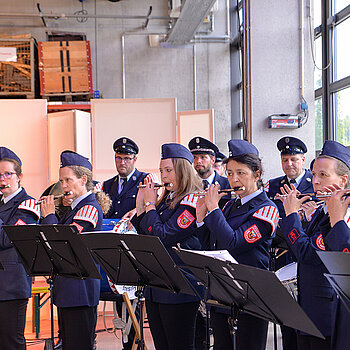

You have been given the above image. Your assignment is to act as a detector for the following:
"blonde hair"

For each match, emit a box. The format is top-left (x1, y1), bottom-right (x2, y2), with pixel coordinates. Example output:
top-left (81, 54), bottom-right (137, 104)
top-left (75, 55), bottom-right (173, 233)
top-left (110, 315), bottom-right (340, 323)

top-left (157, 158), bottom-right (202, 209)
top-left (67, 165), bottom-right (94, 191)
top-left (317, 155), bottom-right (350, 188)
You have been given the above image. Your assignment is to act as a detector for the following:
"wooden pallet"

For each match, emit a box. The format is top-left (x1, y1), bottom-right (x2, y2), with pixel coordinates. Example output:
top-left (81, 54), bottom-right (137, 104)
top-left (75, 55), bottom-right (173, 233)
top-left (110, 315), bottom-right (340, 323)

top-left (42, 91), bottom-right (93, 102)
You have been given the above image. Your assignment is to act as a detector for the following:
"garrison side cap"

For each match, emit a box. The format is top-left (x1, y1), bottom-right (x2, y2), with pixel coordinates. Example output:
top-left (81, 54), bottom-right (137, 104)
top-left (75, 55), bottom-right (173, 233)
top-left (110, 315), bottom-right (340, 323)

top-left (228, 139), bottom-right (259, 157)
top-left (60, 150), bottom-right (92, 171)
top-left (319, 140), bottom-right (350, 169)
top-left (188, 136), bottom-right (219, 156)
top-left (277, 136), bottom-right (307, 155)
top-left (113, 137), bottom-right (139, 155)
top-left (0, 146), bottom-right (22, 166)
top-left (161, 143), bottom-right (194, 164)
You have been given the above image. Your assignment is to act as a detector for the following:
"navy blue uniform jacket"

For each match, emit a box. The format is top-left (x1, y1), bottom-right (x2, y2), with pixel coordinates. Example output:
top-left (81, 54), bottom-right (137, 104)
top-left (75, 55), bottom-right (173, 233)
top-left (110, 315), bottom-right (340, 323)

top-left (265, 170), bottom-right (313, 218)
top-left (322, 210), bottom-right (350, 350)
top-left (103, 169), bottom-right (148, 219)
top-left (0, 188), bottom-right (40, 300)
top-left (280, 208), bottom-right (336, 337)
top-left (197, 191), bottom-right (279, 270)
top-left (131, 193), bottom-right (202, 304)
top-left (41, 193), bottom-right (103, 308)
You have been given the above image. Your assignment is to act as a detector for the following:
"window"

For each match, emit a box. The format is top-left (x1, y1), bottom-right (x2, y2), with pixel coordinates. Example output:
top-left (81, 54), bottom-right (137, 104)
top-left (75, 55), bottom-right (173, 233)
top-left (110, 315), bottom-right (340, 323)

top-left (334, 88), bottom-right (350, 145)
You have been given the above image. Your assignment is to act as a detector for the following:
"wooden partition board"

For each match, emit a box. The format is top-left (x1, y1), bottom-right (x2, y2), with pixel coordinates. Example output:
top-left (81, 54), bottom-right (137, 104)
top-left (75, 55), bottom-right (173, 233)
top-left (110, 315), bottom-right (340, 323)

top-left (48, 110), bottom-right (91, 183)
top-left (0, 99), bottom-right (48, 198)
top-left (91, 98), bottom-right (177, 182)
top-left (177, 109), bottom-right (214, 146)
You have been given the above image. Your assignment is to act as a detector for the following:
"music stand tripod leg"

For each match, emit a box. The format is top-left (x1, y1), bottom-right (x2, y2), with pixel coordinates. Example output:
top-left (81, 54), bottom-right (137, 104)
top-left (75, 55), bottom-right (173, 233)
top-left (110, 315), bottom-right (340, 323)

top-left (228, 304), bottom-right (239, 350)
top-left (44, 276), bottom-right (55, 350)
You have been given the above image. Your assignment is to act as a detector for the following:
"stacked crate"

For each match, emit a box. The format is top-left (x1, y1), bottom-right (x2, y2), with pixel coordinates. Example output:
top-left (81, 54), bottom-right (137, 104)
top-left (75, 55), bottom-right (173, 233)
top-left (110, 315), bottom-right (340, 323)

top-left (0, 36), bottom-right (37, 98)
top-left (38, 41), bottom-right (93, 99)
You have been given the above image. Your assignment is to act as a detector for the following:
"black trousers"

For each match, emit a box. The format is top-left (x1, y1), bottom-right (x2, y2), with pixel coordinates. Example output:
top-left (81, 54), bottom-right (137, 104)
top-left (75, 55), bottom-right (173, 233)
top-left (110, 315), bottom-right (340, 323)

top-left (281, 325), bottom-right (298, 350)
top-left (0, 298), bottom-right (28, 350)
top-left (297, 334), bottom-right (331, 350)
top-left (146, 299), bottom-right (200, 350)
top-left (211, 310), bottom-right (268, 350)
top-left (59, 305), bottom-right (97, 350)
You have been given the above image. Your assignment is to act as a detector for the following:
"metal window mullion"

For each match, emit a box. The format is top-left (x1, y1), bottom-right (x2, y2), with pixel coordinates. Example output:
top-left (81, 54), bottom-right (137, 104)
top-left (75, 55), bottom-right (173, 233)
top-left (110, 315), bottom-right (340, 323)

top-left (329, 75), bottom-right (350, 93)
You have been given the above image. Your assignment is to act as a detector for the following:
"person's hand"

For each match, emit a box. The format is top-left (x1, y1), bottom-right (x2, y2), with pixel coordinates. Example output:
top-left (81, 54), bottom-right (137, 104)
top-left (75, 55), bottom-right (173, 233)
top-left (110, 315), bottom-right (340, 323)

top-left (323, 185), bottom-right (350, 227)
top-left (142, 177), bottom-right (158, 204)
top-left (299, 200), bottom-right (318, 221)
top-left (204, 184), bottom-right (226, 212)
top-left (196, 196), bottom-right (208, 223)
top-left (40, 195), bottom-right (55, 218)
top-left (280, 184), bottom-right (310, 217)
top-left (122, 208), bottom-right (137, 230)
top-left (61, 196), bottom-right (73, 207)
top-left (136, 182), bottom-right (146, 216)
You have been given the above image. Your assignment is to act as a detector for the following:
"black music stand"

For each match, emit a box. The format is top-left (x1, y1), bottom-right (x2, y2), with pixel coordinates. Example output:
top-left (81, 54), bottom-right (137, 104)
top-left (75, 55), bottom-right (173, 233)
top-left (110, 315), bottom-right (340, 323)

top-left (317, 251), bottom-right (350, 314)
top-left (82, 233), bottom-right (195, 350)
top-left (174, 247), bottom-right (324, 350)
top-left (2, 224), bottom-right (101, 350)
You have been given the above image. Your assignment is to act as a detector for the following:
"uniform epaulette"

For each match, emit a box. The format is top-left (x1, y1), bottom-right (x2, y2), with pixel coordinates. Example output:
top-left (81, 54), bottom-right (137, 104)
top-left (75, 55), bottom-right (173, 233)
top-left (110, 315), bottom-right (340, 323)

top-left (264, 181), bottom-right (270, 192)
top-left (74, 205), bottom-right (98, 228)
top-left (252, 206), bottom-right (279, 233)
top-left (18, 199), bottom-right (40, 218)
top-left (94, 182), bottom-right (103, 192)
top-left (180, 194), bottom-right (198, 208)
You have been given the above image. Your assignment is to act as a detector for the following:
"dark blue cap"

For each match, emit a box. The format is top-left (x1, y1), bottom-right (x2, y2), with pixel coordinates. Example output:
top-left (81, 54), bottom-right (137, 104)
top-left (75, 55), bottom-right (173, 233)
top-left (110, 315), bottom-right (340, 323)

top-left (215, 151), bottom-right (226, 163)
top-left (161, 143), bottom-right (194, 163)
top-left (60, 151), bottom-right (92, 171)
top-left (319, 140), bottom-right (350, 169)
top-left (113, 137), bottom-right (139, 155)
top-left (277, 136), bottom-right (307, 155)
top-left (188, 137), bottom-right (218, 156)
top-left (0, 147), bottom-right (21, 165)
top-left (228, 139), bottom-right (259, 157)
top-left (310, 158), bottom-right (315, 171)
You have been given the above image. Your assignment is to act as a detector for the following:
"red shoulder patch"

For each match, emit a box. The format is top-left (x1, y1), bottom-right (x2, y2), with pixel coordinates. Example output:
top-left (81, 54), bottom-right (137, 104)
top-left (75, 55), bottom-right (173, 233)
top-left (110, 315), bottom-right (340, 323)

top-left (288, 229), bottom-right (300, 244)
top-left (316, 234), bottom-right (325, 251)
top-left (343, 248), bottom-right (349, 253)
top-left (15, 219), bottom-right (26, 226)
top-left (177, 210), bottom-right (195, 229)
top-left (244, 224), bottom-right (262, 243)
top-left (72, 221), bottom-right (84, 233)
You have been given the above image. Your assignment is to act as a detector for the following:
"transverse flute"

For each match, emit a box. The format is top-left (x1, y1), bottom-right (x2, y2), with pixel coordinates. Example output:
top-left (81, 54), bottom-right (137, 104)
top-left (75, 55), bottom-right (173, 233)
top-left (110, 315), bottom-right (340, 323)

top-left (274, 191), bottom-right (350, 200)
top-left (194, 186), bottom-right (245, 197)
top-left (137, 183), bottom-right (173, 189)
top-left (36, 191), bottom-right (73, 204)
top-left (0, 185), bottom-right (10, 190)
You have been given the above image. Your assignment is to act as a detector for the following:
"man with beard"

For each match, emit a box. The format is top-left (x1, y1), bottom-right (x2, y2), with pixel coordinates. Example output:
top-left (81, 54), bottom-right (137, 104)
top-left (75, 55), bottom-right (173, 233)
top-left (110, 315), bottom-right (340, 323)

top-left (265, 136), bottom-right (313, 350)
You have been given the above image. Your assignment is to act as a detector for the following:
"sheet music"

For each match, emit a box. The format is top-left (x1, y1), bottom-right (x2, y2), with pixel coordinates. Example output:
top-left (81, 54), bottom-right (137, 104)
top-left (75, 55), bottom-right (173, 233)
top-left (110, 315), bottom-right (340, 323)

top-left (180, 248), bottom-right (238, 264)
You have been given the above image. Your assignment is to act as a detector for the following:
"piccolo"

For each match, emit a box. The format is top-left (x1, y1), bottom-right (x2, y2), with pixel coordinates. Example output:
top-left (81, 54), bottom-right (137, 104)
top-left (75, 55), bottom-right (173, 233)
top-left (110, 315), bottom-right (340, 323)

top-left (194, 186), bottom-right (245, 197)
top-left (274, 191), bottom-right (350, 200)
top-left (137, 183), bottom-right (173, 189)
top-left (36, 191), bottom-right (73, 204)
top-left (0, 185), bottom-right (10, 190)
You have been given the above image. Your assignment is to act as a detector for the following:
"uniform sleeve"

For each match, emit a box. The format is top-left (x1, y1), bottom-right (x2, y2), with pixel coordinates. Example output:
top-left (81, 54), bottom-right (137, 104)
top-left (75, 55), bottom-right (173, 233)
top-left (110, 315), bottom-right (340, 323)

top-left (203, 205), bottom-right (278, 254)
top-left (324, 209), bottom-right (350, 252)
top-left (280, 212), bottom-right (327, 264)
top-left (70, 205), bottom-right (99, 233)
top-left (0, 199), bottom-right (40, 249)
top-left (139, 195), bottom-right (197, 246)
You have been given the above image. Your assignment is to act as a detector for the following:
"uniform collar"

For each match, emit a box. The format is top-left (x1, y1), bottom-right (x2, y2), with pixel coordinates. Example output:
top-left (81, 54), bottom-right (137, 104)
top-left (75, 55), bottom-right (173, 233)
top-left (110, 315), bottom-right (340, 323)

top-left (287, 169), bottom-right (305, 187)
top-left (202, 171), bottom-right (215, 185)
top-left (240, 189), bottom-right (263, 206)
top-left (3, 187), bottom-right (22, 204)
top-left (121, 168), bottom-right (136, 182)
top-left (71, 191), bottom-right (92, 209)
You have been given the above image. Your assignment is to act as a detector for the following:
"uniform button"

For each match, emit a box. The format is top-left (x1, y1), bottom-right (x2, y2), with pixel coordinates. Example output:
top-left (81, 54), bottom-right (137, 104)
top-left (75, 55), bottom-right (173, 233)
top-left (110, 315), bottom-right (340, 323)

top-left (133, 195), bottom-right (135, 198)
top-left (160, 212), bottom-right (163, 215)
top-left (117, 201), bottom-right (120, 204)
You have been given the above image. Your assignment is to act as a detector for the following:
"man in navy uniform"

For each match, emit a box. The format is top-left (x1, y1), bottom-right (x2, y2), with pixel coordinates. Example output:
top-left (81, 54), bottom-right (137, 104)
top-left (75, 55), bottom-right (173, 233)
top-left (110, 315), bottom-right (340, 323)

top-left (103, 137), bottom-right (149, 219)
top-left (265, 136), bottom-right (313, 350)
top-left (213, 151), bottom-right (227, 177)
top-left (188, 137), bottom-right (230, 196)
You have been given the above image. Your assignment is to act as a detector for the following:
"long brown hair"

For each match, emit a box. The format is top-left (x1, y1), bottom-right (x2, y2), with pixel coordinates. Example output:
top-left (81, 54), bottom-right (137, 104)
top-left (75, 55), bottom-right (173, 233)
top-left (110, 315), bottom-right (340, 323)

top-left (156, 158), bottom-right (202, 209)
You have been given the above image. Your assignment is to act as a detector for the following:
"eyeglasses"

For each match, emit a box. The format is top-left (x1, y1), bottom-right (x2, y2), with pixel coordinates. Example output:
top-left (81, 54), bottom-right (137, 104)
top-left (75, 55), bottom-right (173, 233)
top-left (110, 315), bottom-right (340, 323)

top-left (115, 156), bottom-right (135, 163)
top-left (0, 172), bottom-right (16, 179)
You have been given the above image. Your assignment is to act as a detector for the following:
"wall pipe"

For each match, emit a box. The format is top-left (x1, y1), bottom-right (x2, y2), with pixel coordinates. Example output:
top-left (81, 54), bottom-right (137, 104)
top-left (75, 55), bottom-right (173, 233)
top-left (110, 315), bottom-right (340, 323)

top-left (193, 44), bottom-right (197, 110)
top-left (299, 0), bottom-right (305, 99)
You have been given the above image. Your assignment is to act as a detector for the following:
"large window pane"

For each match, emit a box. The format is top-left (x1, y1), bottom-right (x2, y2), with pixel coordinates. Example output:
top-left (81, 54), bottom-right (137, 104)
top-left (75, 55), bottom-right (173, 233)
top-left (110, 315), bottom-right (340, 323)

top-left (334, 19), bottom-right (350, 81)
top-left (334, 88), bottom-right (350, 146)
top-left (315, 98), bottom-right (323, 150)
top-left (314, 0), bottom-right (322, 28)
top-left (333, 0), bottom-right (350, 14)
top-left (314, 36), bottom-right (322, 89)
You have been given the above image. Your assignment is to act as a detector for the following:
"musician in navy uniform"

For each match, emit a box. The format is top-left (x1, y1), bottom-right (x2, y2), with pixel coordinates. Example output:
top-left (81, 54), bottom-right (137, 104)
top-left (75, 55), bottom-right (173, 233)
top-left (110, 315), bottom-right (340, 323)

top-left (312, 141), bottom-right (350, 350)
top-left (188, 137), bottom-right (230, 208)
top-left (277, 140), bottom-right (350, 350)
top-left (265, 136), bottom-right (313, 350)
top-left (213, 151), bottom-right (227, 177)
top-left (196, 139), bottom-right (279, 350)
top-left (102, 137), bottom-right (150, 219)
top-left (40, 151), bottom-right (103, 350)
top-left (131, 143), bottom-right (203, 350)
top-left (0, 147), bottom-right (40, 350)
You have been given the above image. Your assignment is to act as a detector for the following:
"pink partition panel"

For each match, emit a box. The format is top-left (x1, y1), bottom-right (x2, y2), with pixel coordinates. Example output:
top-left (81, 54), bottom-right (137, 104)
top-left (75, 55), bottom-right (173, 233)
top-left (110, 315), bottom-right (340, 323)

top-left (91, 98), bottom-right (177, 182)
top-left (0, 99), bottom-right (48, 198)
